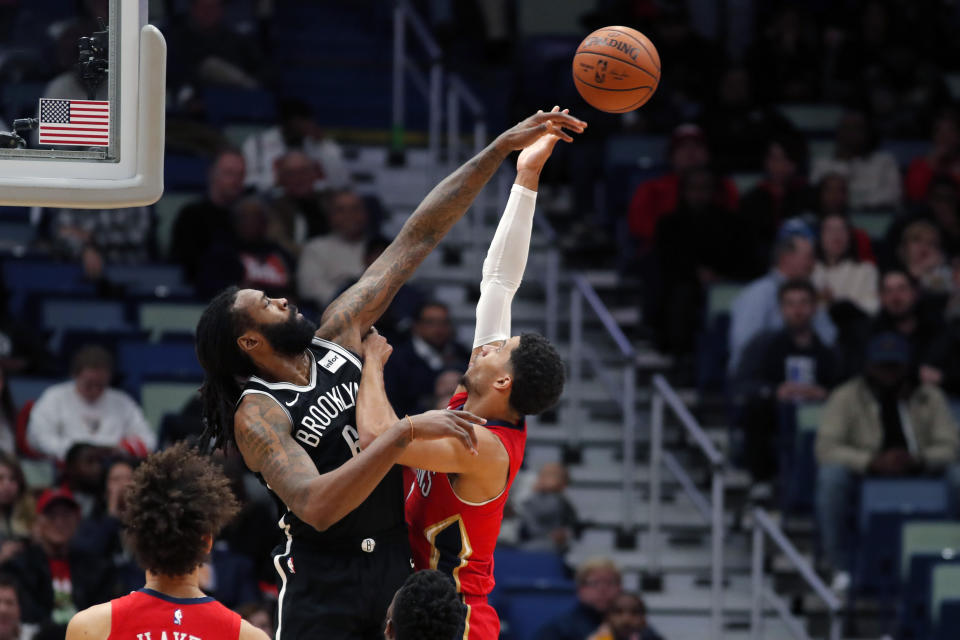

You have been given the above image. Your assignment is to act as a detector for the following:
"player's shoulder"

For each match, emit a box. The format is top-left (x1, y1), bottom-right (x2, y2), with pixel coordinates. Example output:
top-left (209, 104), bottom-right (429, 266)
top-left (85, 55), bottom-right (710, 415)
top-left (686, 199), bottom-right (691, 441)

top-left (239, 619), bottom-right (271, 640)
top-left (66, 601), bottom-right (113, 640)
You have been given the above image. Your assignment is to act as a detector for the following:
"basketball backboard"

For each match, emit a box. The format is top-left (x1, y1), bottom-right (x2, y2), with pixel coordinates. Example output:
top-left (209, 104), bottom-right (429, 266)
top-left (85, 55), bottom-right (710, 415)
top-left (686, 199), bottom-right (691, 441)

top-left (0, 0), bottom-right (165, 208)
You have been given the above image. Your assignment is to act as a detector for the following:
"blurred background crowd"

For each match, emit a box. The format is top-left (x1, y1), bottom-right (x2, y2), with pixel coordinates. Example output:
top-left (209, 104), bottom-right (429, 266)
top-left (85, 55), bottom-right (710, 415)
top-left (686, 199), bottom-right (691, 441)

top-left (1, 0), bottom-right (960, 639)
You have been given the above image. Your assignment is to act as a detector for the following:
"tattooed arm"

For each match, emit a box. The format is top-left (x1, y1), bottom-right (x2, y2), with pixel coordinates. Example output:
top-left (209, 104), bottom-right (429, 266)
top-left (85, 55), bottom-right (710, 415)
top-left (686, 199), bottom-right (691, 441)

top-left (234, 394), bottom-right (481, 531)
top-left (315, 110), bottom-right (586, 353)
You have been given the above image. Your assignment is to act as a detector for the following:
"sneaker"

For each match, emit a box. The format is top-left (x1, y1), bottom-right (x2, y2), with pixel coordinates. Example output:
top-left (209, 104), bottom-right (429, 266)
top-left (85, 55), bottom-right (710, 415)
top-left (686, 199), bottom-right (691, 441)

top-left (830, 570), bottom-right (850, 594)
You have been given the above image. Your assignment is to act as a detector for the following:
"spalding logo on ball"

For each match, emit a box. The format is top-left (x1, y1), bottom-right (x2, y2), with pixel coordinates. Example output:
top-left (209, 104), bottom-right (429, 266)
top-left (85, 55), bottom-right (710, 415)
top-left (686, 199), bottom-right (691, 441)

top-left (572, 26), bottom-right (660, 113)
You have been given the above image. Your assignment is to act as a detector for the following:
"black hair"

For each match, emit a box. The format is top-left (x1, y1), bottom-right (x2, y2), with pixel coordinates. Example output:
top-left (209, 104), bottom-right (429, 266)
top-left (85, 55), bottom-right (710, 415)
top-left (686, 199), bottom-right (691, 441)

top-left (879, 267), bottom-right (920, 293)
top-left (0, 573), bottom-right (18, 600)
top-left (392, 570), bottom-right (465, 640)
top-left (768, 132), bottom-right (809, 173)
top-left (64, 442), bottom-right (98, 468)
top-left (278, 98), bottom-right (314, 123)
top-left (123, 442), bottom-right (239, 577)
top-left (70, 344), bottom-right (113, 376)
top-left (0, 367), bottom-right (14, 427)
top-left (196, 287), bottom-right (257, 451)
top-left (415, 301), bottom-right (450, 322)
top-left (815, 212), bottom-right (858, 263)
top-left (508, 334), bottom-right (565, 416)
top-left (777, 278), bottom-right (816, 302)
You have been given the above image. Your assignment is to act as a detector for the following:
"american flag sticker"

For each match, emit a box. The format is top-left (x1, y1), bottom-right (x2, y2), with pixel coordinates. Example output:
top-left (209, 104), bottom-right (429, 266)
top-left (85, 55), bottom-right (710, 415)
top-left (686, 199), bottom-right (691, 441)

top-left (38, 99), bottom-right (110, 147)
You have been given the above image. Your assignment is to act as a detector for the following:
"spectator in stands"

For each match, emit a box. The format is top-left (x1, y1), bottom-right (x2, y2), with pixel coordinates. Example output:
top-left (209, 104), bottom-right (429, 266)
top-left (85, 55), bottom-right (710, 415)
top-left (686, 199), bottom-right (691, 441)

top-left (813, 213), bottom-right (880, 317)
top-left (587, 592), bottom-right (663, 640)
top-left (2, 487), bottom-right (117, 625)
top-left (297, 189), bottom-right (371, 307)
top-left (815, 332), bottom-right (960, 591)
top-left (812, 213), bottom-right (879, 375)
top-left (517, 462), bottom-right (579, 552)
top-left (170, 148), bottom-right (246, 282)
top-left (196, 195), bottom-right (297, 299)
top-left (895, 221), bottom-right (952, 296)
top-left (0, 573), bottom-right (36, 640)
top-left (807, 173), bottom-right (876, 263)
top-left (870, 269), bottom-right (948, 386)
top-left (167, 0), bottom-right (263, 92)
top-left (728, 234), bottom-right (837, 373)
top-left (267, 150), bottom-right (328, 257)
top-left (810, 108), bottom-right (902, 210)
top-left (26, 346), bottom-right (155, 463)
top-left (651, 166), bottom-right (754, 355)
top-left (745, 6), bottom-right (821, 103)
top-left (243, 99), bottom-right (350, 193)
top-left (887, 176), bottom-right (960, 262)
top-left (383, 302), bottom-right (470, 416)
top-left (0, 283), bottom-right (55, 377)
top-left (905, 108), bottom-right (960, 202)
top-left (701, 66), bottom-right (795, 173)
top-left (739, 136), bottom-right (811, 273)
top-left (60, 444), bottom-right (105, 519)
top-left (0, 454), bottom-right (32, 566)
top-left (236, 603), bottom-right (274, 638)
top-left (732, 280), bottom-right (839, 487)
top-left (534, 557), bottom-right (622, 640)
top-left (431, 369), bottom-right (463, 410)
top-left (35, 207), bottom-right (154, 265)
top-left (627, 124), bottom-right (738, 251)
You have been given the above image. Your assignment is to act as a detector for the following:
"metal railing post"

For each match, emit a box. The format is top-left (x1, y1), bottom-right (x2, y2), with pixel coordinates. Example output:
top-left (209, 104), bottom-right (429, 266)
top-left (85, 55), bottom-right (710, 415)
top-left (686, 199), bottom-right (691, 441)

top-left (828, 613), bottom-right (841, 640)
top-left (621, 363), bottom-right (636, 535)
top-left (391, 4), bottom-right (405, 157)
top-left (648, 392), bottom-right (663, 575)
top-left (750, 518), bottom-right (764, 640)
top-left (544, 247), bottom-right (559, 343)
top-left (711, 469), bottom-right (725, 640)
top-left (568, 287), bottom-right (583, 447)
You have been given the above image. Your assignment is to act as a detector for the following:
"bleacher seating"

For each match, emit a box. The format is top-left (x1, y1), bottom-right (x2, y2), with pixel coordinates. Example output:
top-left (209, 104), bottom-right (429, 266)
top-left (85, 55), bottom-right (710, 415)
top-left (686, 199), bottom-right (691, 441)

top-left (8, 376), bottom-right (59, 409)
top-left (899, 552), bottom-right (960, 639)
top-left (116, 341), bottom-right (204, 394)
top-left (140, 380), bottom-right (199, 433)
top-left (138, 302), bottom-right (205, 341)
top-left (931, 564), bottom-right (960, 639)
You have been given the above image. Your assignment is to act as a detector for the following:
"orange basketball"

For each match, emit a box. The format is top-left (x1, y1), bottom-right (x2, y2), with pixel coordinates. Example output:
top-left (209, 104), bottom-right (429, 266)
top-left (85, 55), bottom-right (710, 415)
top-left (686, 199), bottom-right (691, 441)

top-left (572, 26), bottom-right (660, 113)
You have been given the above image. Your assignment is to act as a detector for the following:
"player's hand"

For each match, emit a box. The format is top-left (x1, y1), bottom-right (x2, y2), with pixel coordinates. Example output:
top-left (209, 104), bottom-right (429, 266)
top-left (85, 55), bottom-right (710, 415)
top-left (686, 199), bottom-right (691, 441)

top-left (516, 106), bottom-right (568, 174)
top-left (409, 409), bottom-right (484, 454)
top-left (361, 329), bottom-right (393, 367)
top-left (496, 109), bottom-right (586, 152)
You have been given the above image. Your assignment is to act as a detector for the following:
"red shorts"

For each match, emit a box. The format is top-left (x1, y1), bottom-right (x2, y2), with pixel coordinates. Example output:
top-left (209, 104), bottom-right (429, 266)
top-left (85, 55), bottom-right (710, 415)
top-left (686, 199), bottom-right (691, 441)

top-left (461, 594), bottom-right (499, 640)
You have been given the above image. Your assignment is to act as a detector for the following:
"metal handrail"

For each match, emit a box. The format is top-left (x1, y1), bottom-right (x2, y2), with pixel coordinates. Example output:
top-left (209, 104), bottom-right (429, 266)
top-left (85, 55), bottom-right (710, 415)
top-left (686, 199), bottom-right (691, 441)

top-left (571, 274), bottom-right (635, 358)
top-left (649, 374), bottom-right (725, 640)
top-left (392, 1), bottom-right (443, 162)
top-left (652, 375), bottom-right (723, 466)
top-left (751, 508), bottom-right (842, 640)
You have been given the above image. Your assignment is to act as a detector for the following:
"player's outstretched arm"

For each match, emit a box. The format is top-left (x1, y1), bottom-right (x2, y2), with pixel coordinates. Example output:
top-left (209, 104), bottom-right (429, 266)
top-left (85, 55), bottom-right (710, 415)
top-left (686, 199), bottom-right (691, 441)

top-left (235, 394), bottom-right (481, 531)
top-left (356, 332), bottom-right (501, 474)
top-left (316, 110), bottom-right (586, 353)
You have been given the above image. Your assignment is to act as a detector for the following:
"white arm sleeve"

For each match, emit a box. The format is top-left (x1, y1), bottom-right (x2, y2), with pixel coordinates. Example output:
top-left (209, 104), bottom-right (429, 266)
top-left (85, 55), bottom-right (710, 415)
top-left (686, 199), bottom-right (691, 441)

top-left (473, 184), bottom-right (537, 348)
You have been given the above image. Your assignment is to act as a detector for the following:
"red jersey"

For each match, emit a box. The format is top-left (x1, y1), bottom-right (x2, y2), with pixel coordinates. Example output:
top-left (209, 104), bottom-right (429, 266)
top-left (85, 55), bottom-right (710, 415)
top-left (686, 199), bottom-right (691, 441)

top-left (405, 391), bottom-right (526, 640)
top-left (107, 589), bottom-right (241, 640)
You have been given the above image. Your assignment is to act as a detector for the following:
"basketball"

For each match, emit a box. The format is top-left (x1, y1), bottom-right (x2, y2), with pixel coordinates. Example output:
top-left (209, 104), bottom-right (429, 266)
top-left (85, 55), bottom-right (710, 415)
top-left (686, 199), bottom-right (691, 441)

top-left (572, 26), bottom-right (660, 113)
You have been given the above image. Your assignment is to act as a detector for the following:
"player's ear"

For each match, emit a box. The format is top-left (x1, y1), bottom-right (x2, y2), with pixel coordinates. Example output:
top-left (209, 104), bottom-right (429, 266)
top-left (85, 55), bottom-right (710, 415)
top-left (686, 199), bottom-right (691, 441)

top-left (493, 374), bottom-right (513, 392)
top-left (237, 331), bottom-right (260, 353)
top-left (202, 534), bottom-right (213, 554)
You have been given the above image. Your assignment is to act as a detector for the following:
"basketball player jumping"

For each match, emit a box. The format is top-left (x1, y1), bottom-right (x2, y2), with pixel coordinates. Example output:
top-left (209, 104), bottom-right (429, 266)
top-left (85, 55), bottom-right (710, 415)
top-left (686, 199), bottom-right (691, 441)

top-left (65, 443), bottom-right (270, 640)
top-left (356, 107), bottom-right (571, 640)
top-left (193, 109), bottom-right (586, 640)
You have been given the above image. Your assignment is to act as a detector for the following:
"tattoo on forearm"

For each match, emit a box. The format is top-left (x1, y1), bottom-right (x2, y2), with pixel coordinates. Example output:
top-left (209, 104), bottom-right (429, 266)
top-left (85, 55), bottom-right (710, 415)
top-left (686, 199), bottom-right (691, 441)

top-left (318, 143), bottom-right (508, 341)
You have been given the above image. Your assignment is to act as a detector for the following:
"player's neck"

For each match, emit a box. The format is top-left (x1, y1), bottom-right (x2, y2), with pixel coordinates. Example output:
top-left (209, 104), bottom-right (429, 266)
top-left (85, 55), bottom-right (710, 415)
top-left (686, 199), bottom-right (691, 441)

top-left (144, 569), bottom-right (207, 600)
top-left (257, 349), bottom-right (311, 386)
top-left (463, 395), bottom-right (520, 425)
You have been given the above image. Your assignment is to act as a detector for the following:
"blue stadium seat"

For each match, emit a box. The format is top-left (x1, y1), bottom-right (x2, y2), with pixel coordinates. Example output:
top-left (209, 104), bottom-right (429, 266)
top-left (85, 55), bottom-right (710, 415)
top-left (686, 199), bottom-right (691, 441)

top-left (41, 299), bottom-right (131, 333)
top-left (899, 553), bottom-right (960, 639)
top-left (116, 341), bottom-right (204, 394)
top-left (164, 155), bottom-right (211, 191)
top-left (497, 584), bottom-right (577, 640)
top-left (859, 479), bottom-right (948, 533)
top-left (493, 548), bottom-right (569, 587)
top-left (1, 260), bottom-right (92, 316)
top-left (8, 376), bottom-right (60, 409)
top-left (104, 263), bottom-right (184, 289)
top-left (203, 87), bottom-right (277, 125)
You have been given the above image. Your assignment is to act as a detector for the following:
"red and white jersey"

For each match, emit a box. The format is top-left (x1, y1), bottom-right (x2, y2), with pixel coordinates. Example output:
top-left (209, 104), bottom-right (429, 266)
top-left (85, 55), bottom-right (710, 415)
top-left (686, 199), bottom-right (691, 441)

top-left (107, 589), bottom-right (241, 640)
top-left (405, 390), bottom-right (526, 600)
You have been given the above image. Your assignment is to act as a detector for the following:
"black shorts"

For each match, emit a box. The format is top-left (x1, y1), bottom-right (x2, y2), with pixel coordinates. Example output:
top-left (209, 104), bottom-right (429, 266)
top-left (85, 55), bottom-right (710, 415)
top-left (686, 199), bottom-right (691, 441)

top-left (272, 531), bottom-right (412, 640)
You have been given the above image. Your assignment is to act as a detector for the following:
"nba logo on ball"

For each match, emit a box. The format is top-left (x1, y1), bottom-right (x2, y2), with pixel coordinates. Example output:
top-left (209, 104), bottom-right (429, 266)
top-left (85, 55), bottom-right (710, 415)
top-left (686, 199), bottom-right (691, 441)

top-left (572, 26), bottom-right (661, 113)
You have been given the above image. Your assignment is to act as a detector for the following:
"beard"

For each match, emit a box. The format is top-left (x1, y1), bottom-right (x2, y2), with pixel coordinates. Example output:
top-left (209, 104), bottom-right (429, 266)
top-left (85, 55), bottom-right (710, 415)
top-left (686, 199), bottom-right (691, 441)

top-left (260, 305), bottom-right (317, 356)
top-left (459, 370), bottom-right (474, 395)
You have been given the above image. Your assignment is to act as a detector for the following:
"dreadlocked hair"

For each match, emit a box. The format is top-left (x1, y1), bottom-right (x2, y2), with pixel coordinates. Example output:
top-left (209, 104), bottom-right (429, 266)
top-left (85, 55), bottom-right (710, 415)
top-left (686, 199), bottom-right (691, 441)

top-left (196, 286), bottom-right (256, 452)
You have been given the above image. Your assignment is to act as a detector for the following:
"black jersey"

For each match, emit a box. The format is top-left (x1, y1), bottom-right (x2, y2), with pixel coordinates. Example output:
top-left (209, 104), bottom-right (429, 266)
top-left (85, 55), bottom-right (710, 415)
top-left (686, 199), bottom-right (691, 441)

top-left (239, 337), bottom-right (404, 548)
